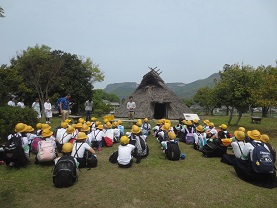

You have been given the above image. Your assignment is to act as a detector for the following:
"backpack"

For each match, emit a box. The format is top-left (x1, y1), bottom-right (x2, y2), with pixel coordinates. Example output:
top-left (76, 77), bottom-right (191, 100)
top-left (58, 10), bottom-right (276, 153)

top-left (37, 140), bottom-right (56, 162)
top-left (86, 152), bottom-right (98, 168)
top-left (5, 134), bottom-right (27, 165)
top-left (134, 136), bottom-right (149, 157)
top-left (109, 150), bottom-right (118, 164)
top-left (165, 141), bottom-right (181, 161)
top-left (158, 131), bottom-right (168, 143)
top-left (53, 155), bottom-right (77, 188)
top-left (251, 142), bottom-right (274, 174)
top-left (103, 137), bottom-right (113, 147)
top-left (202, 140), bottom-right (227, 158)
top-left (185, 128), bottom-right (195, 145)
top-left (31, 137), bottom-right (42, 153)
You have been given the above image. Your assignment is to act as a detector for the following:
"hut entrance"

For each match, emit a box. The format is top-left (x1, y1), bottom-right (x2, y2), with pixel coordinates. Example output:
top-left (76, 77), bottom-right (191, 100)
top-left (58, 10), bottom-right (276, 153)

top-left (153, 103), bottom-right (167, 119)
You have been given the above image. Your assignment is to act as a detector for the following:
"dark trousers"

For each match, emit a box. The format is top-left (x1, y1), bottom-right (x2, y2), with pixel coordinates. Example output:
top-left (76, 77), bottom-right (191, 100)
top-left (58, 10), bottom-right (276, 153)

top-left (118, 159), bottom-right (133, 168)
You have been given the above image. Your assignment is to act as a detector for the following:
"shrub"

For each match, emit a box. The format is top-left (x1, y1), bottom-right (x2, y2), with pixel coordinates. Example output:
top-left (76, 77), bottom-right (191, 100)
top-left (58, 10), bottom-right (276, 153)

top-left (0, 106), bottom-right (38, 143)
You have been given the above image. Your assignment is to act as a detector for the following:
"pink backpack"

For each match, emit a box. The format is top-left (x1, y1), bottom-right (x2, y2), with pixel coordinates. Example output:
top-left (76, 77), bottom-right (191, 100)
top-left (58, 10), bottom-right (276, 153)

top-left (37, 140), bottom-right (56, 162)
top-left (31, 137), bottom-right (42, 153)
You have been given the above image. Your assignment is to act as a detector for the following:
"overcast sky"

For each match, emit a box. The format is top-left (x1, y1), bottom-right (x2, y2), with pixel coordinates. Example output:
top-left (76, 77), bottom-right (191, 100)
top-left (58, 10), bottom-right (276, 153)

top-left (1, 0), bottom-right (277, 89)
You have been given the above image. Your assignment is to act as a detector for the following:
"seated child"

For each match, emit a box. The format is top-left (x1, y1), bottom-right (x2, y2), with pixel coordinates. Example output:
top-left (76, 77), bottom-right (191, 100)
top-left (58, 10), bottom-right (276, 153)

top-left (117, 136), bottom-right (135, 168)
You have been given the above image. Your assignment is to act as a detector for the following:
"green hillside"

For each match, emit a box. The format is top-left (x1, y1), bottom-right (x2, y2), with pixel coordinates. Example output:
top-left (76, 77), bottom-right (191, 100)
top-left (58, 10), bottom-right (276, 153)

top-left (104, 73), bottom-right (220, 100)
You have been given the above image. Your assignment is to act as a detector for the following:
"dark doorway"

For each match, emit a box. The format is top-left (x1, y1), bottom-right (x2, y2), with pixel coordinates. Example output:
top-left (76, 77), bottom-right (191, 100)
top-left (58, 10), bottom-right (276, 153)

top-left (154, 103), bottom-right (167, 119)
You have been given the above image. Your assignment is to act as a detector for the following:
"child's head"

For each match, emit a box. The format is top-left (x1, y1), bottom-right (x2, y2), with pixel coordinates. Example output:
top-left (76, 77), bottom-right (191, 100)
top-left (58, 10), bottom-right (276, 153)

top-left (66, 126), bottom-right (75, 134)
top-left (234, 130), bottom-right (245, 141)
top-left (62, 142), bottom-right (73, 155)
top-left (60, 122), bottom-right (68, 129)
top-left (25, 125), bottom-right (34, 133)
top-left (196, 125), bottom-right (204, 133)
top-left (15, 123), bottom-right (27, 133)
top-left (168, 131), bottom-right (176, 140)
top-left (81, 124), bottom-right (90, 133)
top-left (247, 130), bottom-right (261, 141)
top-left (260, 134), bottom-right (269, 143)
top-left (161, 123), bottom-right (170, 132)
top-left (120, 136), bottom-right (130, 146)
top-left (78, 118), bottom-right (85, 124)
top-left (219, 124), bottom-right (227, 130)
top-left (131, 125), bottom-right (141, 135)
top-left (96, 125), bottom-right (104, 131)
top-left (91, 117), bottom-right (97, 122)
top-left (144, 118), bottom-right (148, 123)
top-left (105, 122), bottom-right (112, 129)
top-left (36, 123), bottom-right (42, 130)
top-left (76, 132), bottom-right (88, 141)
top-left (42, 129), bottom-right (53, 138)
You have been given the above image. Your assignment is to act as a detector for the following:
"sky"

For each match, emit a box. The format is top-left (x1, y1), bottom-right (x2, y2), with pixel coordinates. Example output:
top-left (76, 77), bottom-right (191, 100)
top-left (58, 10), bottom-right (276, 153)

top-left (0, 0), bottom-right (277, 89)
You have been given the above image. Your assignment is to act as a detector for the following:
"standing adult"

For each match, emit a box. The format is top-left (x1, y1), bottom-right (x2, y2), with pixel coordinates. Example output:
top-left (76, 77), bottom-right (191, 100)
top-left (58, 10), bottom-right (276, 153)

top-left (32, 98), bottom-right (41, 119)
top-left (7, 97), bottom-right (16, 107)
top-left (85, 99), bottom-right (93, 121)
top-left (44, 98), bottom-right (53, 123)
top-left (17, 98), bottom-right (25, 108)
top-left (59, 94), bottom-right (71, 122)
top-left (127, 96), bottom-right (136, 121)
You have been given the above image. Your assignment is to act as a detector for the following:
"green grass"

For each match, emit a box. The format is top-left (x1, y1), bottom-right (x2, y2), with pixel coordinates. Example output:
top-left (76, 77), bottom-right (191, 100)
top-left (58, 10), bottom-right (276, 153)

top-left (0, 115), bottom-right (277, 208)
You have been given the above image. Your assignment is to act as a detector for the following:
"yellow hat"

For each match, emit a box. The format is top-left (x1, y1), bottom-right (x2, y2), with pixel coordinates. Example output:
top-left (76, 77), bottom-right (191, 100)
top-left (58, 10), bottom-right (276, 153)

top-left (62, 142), bottom-right (73, 153)
top-left (25, 125), bottom-right (34, 133)
top-left (161, 119), bottom-right (166, 124)
top-left (71, 124), bottom-right (77, 128)
top-left (91, 117), bottom-right (97, 121)
top-left (64, 119), bottom-right (71, 124)
top-left (36, 123), bottom-right (42, 129)
top-left (237, 127), bottom-right (245, 132)
top-left (221, 138), bottom-right (232, 147)
top-left (86, 121), bottom-right (92, 127)
top-left (193, 119), bottom-right (199, 124)
top-left (42, 129), bottom-right (53, 138)
top-left (78, 118), bottom-right (85, 123)
top-left (203, 120), bottom-right (210, 125)
top-left (41, 123), bottom-right (51, 130)
top-left (117, 120), bottom-right (122, 125)
top-left (165, 120), bottom-right (171, 126)
top-left (144, 118), bottom-right (148, 122)
top-left (120, 136), bottom-right (130, 145)
top-left (103, 118), bottom-right (109, 124)
top-left (95, 121), bottom-right (101, 127)
top-left (137, 119), bottom-right (142, 123)
top-left (161, 123), bottom-right (171, 131)
top-left (219, 124), bottom-right (227, 130)
top-left (105, 122), bottom-right (112, 129)
top-left (66, 126), bottom-right (75, 134)
top-left (15, 123), bottom-right (27, 133)
top-left (60, 122), bottom-right (68, 128)
top-left (208, 122), bottom-right (214, 127)
top-left (260, 134), bottom-right (269, 143)
top-left (136, 121), bottom-right (142, 127)
top-left (131, 125), bottom-right (141, 134)
top-left (75, 123), bottom-right (83, 128)
top-left (168, 131), bottom-right (176, 140)
top-left (112, 121), bottom-right (118, 127)
top-left (76, 132), bottom-right (88, 140)
top-left (196, 125), bottom-right (204, 132)
top-left (81, 124), bottom-right (90, 132)
top-left (157, 120), bottom-right (162, 125)
top-left (182, 120), bottom-right (187, 124)
top-left (247, 130), bottom-right (261, 141)
top-left (186, 120), bottom-right (193, 126)
top-left (97, 125), bottom-right (104, 130)
top-left (234, 131), bottom-right (245, 141)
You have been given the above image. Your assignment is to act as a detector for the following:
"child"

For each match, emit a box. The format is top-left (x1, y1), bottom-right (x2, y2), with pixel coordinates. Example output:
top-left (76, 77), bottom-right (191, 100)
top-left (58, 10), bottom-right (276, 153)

top-left (35, 122), bottom-right (42, 136)
top-left (260, 134), bottom-right (276, 163)
top-left (142, 118), bottom-right (151, 136)
top-left (193, 125), bottom-right (207, 151)
top-left (112, 121), bottom-right (121, 142)
top-left (152, 119), bottom-right (163, 137)
top-left (88, 124), bottom-right (105, 151)
top-left (56, 126), bottom-right (74, 153)
top-left (71, 132), bottom-right (96, 168)
top-left (117, 120), bottom-right (125, 136)
top-left (117, 136), bottom-right (136, 168)
top-left (181, 120), bottom-right (195, 144)
top-left (161, 131), bottom-right (181, 161)
top-left (157, 123), bottom-right (171, 143)
top-left (217, 124), bottom-right (231, 139)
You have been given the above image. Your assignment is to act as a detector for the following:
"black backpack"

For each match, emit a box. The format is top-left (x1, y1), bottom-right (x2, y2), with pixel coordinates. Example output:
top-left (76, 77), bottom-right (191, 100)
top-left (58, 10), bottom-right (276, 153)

top-left (86, 152), bottom-right (98, 168)
top-left (53, 155), bottom-right (77, 188)
top-left (135, 136), bottom-right (149, 157)
top-left (5, 134), bottom-right (24, 161)
top-left (165, 141), bottom-right (181, 161)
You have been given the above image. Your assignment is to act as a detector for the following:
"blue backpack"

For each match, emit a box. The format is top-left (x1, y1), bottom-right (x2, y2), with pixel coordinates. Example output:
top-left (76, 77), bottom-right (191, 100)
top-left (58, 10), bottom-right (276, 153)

top-left (251, 142), bottom-right (274, 174)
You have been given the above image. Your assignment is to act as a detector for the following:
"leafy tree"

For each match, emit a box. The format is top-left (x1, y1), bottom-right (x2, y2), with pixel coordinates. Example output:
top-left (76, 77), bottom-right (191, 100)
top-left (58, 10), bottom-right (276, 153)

top-left (252, 65), bottom-right (277, 117)
top-left (193, 87), bottom-right (218, 115)
top-left (0, 6), bottom-right (4, 18)
top-left (216, 64), bottom-right (257, 125)
top-left (183, 99), bottom-right (194, 108)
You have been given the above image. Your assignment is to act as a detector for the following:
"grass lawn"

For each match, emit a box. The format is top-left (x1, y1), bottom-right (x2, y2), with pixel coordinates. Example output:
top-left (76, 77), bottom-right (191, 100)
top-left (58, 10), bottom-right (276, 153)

top-left (0, 115), bottom-right (277, 208)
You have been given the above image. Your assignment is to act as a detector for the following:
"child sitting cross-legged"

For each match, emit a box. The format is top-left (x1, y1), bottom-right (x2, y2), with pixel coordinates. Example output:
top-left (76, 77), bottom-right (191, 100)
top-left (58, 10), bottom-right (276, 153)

top-left (117, 136), bottom-right (136, 168)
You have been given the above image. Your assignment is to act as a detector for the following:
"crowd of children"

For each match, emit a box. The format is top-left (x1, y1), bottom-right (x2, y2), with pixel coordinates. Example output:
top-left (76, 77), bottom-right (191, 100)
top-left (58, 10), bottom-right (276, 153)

top-left (1, 117), bottom-right (276, 188)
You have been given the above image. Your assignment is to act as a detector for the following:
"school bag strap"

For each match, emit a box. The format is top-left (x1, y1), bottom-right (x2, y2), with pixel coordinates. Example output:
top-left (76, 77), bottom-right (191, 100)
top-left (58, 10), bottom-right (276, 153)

top-left (73, 142), bottom-right (84, 158)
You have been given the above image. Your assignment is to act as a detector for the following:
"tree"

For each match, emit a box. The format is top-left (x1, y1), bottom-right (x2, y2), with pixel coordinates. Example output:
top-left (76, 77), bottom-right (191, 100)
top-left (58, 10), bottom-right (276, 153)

top-left (183, 99), bottom-right (194, 108)
top-left (193, 87), bottom-right (218, 115)
top-left (92, 89), bottom-right (119, 115)
top-left (252, 65), bottom-right (277, 117)
top-left (0, 6), bottom-right (4, 18)
top-left (216, 64), bottom-right (257, 125)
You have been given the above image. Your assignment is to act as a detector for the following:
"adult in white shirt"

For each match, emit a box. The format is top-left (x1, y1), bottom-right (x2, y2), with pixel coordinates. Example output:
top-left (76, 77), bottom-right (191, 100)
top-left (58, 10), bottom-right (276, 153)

top-left (117, 136), bottom-right (135, 168)
top-left (7, 97), bottom-right (16, 107)
top-left (44, 98), bottom-right (52, 123)
top-left (85, 99), bottom-right (93, 121)
top-left (32, 98), bottom-right (41, 119)
top-left (71, 132), bottom-right (96, 168)
top-left (126, 96), bottom-right (136, 125)
top-left (17, 98), bottom-right (25, 108)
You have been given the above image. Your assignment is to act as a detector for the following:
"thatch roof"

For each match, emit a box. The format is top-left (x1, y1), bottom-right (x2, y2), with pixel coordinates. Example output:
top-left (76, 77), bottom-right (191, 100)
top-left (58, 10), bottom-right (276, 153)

top-left (115, 69), bottom-right (192, 119)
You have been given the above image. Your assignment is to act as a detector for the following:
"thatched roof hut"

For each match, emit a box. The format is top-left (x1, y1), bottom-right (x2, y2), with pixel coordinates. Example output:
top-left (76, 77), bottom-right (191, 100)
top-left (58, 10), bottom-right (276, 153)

top-left (115, 69), bottom-right (192, 119)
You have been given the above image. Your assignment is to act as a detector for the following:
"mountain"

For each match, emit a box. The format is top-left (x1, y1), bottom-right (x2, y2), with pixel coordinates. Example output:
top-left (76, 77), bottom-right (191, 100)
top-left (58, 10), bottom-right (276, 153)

top-left (104, 73), bottom-right (220, 100)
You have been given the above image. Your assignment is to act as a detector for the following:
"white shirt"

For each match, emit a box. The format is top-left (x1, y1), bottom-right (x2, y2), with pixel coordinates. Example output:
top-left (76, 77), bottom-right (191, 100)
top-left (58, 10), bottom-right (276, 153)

top-left (85, 100), bottom-right (93, 111)
top-left (88, 129), bottom-right (105, 142)
top-left (7, 100), bottom-right (15, 107)
top-left (71, 142), bottom-right (91, 159)
top-left (17, 102), bottom-right (25, 108)
top-left (193, 132), bottom-right (206, 145)
top-left (44, 102), bottom-right (52, 117)
top-left (56, 129), bottom-right (73, 144)
top-left (231, 140), bottom-right (245, 158)
top-left (104, 129), bottom-right (115, 141)
top-left (127, 101), bottom-right (136, 111)
top-left (117, 144), bottom-right (135, 165)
